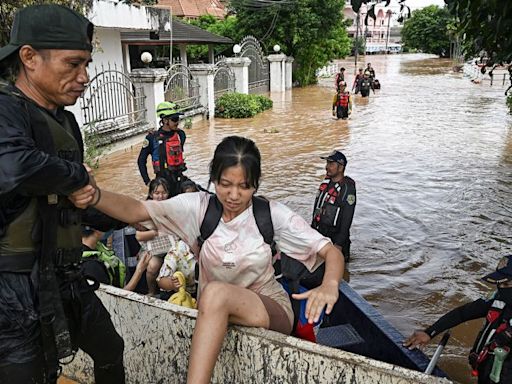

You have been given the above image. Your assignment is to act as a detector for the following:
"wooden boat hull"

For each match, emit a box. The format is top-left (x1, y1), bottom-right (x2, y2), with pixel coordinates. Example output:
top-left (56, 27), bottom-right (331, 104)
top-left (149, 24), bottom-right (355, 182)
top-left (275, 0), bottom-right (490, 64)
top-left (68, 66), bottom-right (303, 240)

top-left (63, 283), bottom-right (452, 384)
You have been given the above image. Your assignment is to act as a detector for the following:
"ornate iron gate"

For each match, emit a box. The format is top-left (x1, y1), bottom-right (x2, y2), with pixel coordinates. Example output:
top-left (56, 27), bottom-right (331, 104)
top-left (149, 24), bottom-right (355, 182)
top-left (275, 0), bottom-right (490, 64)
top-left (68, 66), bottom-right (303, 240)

top-left (80, 63), bottom-right (148, 145)
top-left (239, 36), bottom-right (270, 94)
top-left (164, 64), bottom-right (200, 111)
top-left (214, 58), bottom-right (235, 100)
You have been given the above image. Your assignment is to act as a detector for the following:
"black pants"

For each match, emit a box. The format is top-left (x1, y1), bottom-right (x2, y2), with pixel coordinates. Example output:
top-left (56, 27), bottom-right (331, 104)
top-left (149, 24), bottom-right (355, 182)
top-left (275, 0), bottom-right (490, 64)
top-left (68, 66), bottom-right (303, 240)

top-left (360, 88), bottom-right (370, 97)
top-left (0, 272), bottom-right (125, 384)
top-left (336, 105), bottom-right (349, 119)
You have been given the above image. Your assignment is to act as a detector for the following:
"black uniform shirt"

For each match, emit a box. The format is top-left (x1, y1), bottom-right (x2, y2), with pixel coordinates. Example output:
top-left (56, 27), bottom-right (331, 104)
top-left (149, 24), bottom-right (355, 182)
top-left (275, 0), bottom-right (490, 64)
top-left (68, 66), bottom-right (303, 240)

top-left (0, 84), bottom-right (89, 229)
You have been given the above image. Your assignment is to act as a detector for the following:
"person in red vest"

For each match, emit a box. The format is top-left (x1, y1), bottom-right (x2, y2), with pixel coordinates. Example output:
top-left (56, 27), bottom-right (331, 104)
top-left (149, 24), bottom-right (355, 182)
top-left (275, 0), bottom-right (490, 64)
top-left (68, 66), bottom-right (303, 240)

top-left (332, 81), bottom-right (352, 120)
top-left (137, 101), bottom-right (187, 197)
top-left (404, 255), bottom-right (512, 384)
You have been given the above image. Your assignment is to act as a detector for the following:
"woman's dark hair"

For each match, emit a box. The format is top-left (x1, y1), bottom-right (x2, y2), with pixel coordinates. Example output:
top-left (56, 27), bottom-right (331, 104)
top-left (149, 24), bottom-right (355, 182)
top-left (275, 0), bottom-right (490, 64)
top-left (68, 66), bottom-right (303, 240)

top-left (209, 136), bottom-right (261, 190)
top-left (147, 177), bottom-right (170, 200)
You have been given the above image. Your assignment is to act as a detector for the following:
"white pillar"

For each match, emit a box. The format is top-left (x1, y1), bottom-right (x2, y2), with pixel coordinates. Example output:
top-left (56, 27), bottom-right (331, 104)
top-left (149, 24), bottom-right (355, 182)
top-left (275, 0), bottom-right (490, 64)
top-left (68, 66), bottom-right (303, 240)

top-left (224, 57), bottom-right (251, 94)
top-left (130, 68), bottom-right (168, 129)
top-left (267, 53), bottom-right (287, 92)
top-left (285, 57), bottom-right (294, 89)
top-left (189, 64), bottom-right (216, 119)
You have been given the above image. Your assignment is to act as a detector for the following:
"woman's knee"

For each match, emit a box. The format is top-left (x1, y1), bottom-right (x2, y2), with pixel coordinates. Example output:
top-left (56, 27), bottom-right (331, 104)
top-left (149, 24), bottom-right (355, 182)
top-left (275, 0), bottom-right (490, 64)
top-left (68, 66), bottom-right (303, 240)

top-left (198, 281), bottom-right (231, 313)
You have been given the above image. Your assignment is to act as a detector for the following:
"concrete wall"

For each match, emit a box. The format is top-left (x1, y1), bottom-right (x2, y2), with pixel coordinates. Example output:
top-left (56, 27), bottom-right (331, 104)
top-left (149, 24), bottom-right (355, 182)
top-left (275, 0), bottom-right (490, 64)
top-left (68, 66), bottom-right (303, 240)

top-left (63, 286), bottom-right (453, 384)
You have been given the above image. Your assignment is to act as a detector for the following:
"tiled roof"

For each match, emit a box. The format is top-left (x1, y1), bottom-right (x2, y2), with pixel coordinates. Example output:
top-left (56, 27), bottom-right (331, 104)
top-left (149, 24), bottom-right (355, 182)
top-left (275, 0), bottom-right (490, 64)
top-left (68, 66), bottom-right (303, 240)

top-left (156, 0), bottom-right (226, 18)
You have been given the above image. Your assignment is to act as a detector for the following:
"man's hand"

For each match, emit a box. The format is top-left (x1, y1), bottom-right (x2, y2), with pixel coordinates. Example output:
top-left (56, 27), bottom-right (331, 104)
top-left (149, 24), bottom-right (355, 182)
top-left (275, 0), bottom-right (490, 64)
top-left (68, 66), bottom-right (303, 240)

top-left (403, 330), bottom-right (431, 350)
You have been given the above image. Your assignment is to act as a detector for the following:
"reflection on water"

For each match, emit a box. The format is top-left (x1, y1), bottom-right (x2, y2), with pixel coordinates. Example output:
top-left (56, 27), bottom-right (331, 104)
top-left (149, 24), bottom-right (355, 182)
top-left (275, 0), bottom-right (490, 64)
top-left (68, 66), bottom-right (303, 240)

top-left (96, 54), bottom-right (512, 383)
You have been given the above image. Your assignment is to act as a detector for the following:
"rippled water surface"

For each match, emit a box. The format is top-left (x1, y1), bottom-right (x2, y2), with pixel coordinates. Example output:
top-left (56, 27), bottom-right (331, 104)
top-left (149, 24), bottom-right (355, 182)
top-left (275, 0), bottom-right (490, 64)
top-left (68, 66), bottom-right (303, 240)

top-left (96, 54), bottom-right (512, 383)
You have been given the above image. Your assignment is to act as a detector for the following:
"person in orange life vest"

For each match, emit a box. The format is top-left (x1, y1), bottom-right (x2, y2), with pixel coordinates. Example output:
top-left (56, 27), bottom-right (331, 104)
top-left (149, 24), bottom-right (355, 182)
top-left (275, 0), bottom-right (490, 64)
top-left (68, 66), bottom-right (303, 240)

top-left (332, 81), bottom-right (352, 120)
top-left (312, 151), bottom-right (356, 262)
top-left (137, 101), bottom-right (186, 197)
top-left (334, 66), bottom-right (345, 88)
top-left (352, 67), bottom-right (364, 94)
top-left (404, 255), bottom-right (512, 384)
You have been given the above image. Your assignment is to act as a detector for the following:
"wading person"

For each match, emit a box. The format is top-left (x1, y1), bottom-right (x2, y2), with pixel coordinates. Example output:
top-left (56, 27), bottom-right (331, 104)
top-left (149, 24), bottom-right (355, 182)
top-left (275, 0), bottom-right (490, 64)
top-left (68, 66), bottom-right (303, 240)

top-left (357, 71), bottom-right (375, 98)
top-left (334, 66), bottom-right (345, 89)
top-left (312, 151), bottom-right (356, 261)
top-left (69, 135), bottom-right (344, 384)
top-left (404, 255), bottom-right (512, 384)
top-left (352, 67), bottom-right (364, 94)
top-left (0, 5), bottom-right (125, 383)
top-left (137, 102), bottom-right (187, 197)
top-left (332, 81), bottom-right (352, 120)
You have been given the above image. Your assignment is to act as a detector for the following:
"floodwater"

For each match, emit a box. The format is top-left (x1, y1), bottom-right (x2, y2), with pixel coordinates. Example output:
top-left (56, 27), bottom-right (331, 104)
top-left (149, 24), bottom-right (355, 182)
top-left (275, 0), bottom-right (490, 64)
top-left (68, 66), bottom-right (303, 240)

top-left (95, 53), bottom-right (512, 383)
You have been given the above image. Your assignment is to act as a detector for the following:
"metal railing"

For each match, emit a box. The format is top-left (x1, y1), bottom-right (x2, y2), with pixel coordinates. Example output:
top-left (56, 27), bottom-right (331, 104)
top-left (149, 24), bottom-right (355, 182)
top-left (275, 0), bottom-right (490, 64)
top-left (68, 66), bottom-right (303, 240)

top-left (214, 59), bottom-right (236, 100)
top-left (80, 63), bottom-right (147, 144)
top-left (239, 35), bottom-right (270, 94)
top-left (164, 64), bottom-right (201, 112)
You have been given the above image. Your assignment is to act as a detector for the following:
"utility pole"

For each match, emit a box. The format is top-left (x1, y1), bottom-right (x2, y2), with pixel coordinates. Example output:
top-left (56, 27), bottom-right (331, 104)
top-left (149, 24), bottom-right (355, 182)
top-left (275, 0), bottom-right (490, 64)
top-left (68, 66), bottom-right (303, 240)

top-left (354, 9), bottom-right (360, 75)
top-left (385, 10), bottom-right (392, 54)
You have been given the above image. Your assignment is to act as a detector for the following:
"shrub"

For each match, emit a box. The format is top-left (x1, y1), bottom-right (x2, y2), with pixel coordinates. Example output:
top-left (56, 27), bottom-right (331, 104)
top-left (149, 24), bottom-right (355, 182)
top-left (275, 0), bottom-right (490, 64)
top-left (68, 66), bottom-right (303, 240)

top-left (215, 92), bottom-right (273, 118)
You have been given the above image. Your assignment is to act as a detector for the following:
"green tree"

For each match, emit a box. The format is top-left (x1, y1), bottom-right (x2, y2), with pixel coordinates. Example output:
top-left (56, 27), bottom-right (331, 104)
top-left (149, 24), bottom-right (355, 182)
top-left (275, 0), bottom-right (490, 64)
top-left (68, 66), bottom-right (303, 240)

top-left (401, 5), bottom-right (452, 57)
top-left (231, 0), bottom-right (351, 86)
top-left (445, 0), bottom-right (512, 63)
top-left (186, 15), bottom-right (242, 62)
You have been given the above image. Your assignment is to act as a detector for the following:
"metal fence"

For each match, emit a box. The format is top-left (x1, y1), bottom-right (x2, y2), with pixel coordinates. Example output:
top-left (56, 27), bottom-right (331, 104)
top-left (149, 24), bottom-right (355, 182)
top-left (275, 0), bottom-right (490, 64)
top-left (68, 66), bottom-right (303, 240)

top-left (214, 58), bottom-right (236, 100)
top-left (239, 36), bottom-right (269, 94)
top-left (164, 64), bottom-right (201, 112)
top-left (80, 63), bottom-right (147, 144)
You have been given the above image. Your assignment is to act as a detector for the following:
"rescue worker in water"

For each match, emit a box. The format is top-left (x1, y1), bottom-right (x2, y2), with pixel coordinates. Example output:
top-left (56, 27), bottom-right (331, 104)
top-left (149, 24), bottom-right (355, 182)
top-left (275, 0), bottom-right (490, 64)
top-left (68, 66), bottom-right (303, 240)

top-left (137, 102), bottom-right (187, 197)
top-left (312, 151), bottom-right (356, 262)
top-left (404, 255), bottom-right (512, 384)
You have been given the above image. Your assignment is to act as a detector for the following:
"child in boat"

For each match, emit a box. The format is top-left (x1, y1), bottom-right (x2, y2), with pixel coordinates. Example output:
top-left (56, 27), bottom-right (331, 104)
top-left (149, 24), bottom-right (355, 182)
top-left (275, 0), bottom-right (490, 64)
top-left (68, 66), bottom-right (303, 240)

top-left (157, 180), bottom-right (198, 297)
top-left (404, 255), bottom-right (512, 384)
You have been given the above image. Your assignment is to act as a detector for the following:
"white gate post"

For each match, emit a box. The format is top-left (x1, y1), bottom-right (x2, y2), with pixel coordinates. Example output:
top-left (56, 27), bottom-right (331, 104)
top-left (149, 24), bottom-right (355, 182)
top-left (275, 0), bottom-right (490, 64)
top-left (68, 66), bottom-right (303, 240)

top-left (130, 68), bottom-right (168, 129)
top-left (285, 57), bottom-right (294, 89)
top-left (267, 53), bottom-right (287, 92)
top-left (189, 64), bottom-right (216, 118)
top-left (224, 57), bottom-right (251, 94)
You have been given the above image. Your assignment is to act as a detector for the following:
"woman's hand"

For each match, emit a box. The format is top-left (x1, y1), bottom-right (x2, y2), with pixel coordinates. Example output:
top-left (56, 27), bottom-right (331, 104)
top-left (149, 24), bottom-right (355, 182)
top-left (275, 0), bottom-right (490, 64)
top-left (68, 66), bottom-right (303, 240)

top-left (403, 330), bottom-right (431, 350)
top-left (291, 280), bottom-right (339, 324)
top-left (69, 184), bottom-right (96, 209)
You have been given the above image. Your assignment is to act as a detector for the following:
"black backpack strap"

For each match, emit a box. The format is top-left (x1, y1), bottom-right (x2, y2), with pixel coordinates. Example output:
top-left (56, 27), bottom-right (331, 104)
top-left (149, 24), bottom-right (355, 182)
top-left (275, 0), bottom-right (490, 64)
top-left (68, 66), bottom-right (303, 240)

top-left (197, 194), bottom-right (223, 250)
top-left (252, 196), bottom-right (276, 253)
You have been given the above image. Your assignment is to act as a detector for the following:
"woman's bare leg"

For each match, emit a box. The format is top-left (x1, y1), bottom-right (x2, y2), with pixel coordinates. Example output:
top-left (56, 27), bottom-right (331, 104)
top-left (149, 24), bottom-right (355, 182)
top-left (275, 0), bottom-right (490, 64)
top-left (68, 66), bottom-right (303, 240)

top-left (186, 281), bottom-right (270, 384)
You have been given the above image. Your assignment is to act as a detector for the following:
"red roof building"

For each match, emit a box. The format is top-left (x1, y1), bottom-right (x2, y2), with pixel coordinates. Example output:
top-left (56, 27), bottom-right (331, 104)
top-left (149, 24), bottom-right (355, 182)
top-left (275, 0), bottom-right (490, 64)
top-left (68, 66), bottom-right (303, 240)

top-left (156, 0), bottom-right (227, 19)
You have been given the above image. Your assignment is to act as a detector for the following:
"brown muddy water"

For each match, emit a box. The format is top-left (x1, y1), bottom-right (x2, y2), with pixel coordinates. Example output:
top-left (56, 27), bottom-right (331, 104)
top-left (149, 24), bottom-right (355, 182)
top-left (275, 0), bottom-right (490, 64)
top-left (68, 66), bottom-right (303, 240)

top-left (95, 53), bottom-right (512, 383)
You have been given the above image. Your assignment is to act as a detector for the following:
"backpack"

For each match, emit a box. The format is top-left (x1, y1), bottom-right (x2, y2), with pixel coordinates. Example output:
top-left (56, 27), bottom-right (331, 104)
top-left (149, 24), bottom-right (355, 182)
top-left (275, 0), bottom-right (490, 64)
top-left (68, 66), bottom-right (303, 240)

top-left (82, 242), bottom-right (127, 288)
top-left (198, 195), bottom-right (326, 335)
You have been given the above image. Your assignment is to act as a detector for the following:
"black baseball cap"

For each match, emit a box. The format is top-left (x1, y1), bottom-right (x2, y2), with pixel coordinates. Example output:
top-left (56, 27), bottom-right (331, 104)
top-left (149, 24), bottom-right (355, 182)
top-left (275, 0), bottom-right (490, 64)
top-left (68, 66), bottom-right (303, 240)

top-left (482, 256), bottom-right (512, 284)
top-left (320, 150), bottom-right (347, 166)
top-left (0, 4), bottom-right (94, 63)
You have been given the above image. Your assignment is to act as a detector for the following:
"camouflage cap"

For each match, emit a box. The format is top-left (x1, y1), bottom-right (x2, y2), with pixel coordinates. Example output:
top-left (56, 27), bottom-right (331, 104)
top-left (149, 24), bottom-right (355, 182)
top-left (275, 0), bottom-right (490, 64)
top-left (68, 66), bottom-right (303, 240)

top-left (0, 4), bottom-right (94, 63)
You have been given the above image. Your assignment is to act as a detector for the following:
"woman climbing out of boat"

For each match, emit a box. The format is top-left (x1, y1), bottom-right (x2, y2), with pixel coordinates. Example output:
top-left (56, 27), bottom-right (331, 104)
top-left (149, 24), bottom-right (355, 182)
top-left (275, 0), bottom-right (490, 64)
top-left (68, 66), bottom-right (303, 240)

top-left (69, 135), bottom-right (344, 384)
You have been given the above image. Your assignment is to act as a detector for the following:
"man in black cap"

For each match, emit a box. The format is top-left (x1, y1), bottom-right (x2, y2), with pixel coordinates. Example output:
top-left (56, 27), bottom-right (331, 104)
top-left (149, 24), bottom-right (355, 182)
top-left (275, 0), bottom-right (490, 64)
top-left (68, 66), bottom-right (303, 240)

top-left (311, 150), bottom-right (356, 261)
top-left (404, 255), bottom-right (512, 384)
top-left (0, 5), bottom-right (124, 383)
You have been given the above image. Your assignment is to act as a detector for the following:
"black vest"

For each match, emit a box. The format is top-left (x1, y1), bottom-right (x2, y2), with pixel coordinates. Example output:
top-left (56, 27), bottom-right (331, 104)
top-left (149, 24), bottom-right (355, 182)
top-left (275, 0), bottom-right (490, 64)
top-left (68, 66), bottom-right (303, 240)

top-left (0, 86), bottom-right (83, 272)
